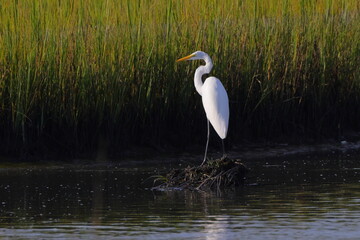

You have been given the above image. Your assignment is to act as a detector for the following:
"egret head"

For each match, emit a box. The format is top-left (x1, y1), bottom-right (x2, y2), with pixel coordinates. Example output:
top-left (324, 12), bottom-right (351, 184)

top-left (176, 51), bottom-right (207, 62)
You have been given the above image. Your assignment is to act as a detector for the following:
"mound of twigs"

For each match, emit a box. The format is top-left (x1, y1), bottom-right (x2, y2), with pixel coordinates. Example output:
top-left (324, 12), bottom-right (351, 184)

top-left (152, 157), bottom-right (248, 191)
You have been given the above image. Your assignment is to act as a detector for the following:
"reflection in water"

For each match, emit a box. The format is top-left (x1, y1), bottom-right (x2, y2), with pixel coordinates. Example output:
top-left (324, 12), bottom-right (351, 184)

top-left (203, 216), bottom-right (229, 240)
top-left (0, 154), bottom-right (359, 239)
top-left (91, 171), bottom-right (104, 224)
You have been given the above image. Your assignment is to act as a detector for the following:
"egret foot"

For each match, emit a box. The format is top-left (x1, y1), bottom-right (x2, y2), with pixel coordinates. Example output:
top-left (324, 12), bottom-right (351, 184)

top-left (220, 154), bottom-right (228, 161)
top-left (200, 157), bottom-right (208, 166)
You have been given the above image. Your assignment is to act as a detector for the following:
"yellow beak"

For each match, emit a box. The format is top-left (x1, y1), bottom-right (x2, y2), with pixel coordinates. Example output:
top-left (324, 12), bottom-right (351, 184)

top-left (176, 53), bottom-right (195, 62)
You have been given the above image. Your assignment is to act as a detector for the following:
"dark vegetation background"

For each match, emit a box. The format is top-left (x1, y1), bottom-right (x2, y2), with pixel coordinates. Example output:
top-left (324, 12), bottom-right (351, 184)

top-left (0, 0), bottom-right (359, 159)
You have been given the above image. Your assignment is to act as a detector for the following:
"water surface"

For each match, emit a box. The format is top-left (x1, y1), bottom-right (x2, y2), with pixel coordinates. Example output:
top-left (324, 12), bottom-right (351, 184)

top-left (0, 153), bottom-right (359, 239)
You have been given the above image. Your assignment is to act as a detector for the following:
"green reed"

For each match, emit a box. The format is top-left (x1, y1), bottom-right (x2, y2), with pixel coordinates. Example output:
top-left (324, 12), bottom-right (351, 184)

top-left (0, 0), bottom-right (359, 156)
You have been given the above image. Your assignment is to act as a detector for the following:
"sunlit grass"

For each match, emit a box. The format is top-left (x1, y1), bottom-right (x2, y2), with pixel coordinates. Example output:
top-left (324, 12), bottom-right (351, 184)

top-left (0, 0), bottom-right (359, 154)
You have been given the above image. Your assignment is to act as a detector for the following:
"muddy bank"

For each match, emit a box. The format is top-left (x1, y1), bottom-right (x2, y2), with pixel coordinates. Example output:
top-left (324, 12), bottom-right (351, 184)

top-left (152, 157), bottom-right (248, 191)
top-left (2, 133), bottom-right (360, 163)
top-left (229, 139), bottom-right (360, 161)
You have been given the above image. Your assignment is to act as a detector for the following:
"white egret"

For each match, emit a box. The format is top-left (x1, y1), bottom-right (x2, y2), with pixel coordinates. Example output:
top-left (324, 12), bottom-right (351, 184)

top-left (177, 51), bottom-right (229, 165)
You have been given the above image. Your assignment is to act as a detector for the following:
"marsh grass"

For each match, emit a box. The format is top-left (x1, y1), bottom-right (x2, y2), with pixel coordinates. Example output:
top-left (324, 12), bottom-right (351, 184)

top-left (0, 0), bottom-right (359, 157)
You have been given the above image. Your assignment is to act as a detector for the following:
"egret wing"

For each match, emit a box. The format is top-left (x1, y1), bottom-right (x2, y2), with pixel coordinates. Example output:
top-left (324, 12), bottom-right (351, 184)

top-left (201, 77), bottom-right (229, 139)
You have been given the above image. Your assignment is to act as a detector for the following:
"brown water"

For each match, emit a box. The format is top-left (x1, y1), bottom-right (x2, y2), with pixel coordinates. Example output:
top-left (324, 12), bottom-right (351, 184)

top-left (0, 153), bottom-right (359, 239)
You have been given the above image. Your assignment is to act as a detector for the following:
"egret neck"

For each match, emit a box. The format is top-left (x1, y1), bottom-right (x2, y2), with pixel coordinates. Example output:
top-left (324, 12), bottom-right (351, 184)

top-left (194, 54), bottom-right (213, 96)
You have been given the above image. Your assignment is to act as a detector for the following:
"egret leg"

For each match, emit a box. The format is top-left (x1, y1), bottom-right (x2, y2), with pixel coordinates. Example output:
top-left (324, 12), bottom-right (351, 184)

top-left (201, 120), bottom-right (210, 166)
top-left (221, 139), bottom-right (227, 160)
